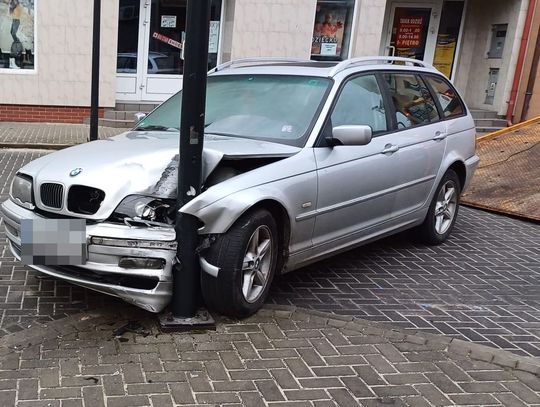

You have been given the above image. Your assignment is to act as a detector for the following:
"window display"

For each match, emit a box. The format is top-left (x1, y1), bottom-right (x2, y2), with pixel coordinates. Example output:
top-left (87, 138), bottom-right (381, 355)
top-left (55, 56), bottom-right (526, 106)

top-left (0, 0), bottom-right (35, 70)
top-left (311, 0), bottom-right (355, 61)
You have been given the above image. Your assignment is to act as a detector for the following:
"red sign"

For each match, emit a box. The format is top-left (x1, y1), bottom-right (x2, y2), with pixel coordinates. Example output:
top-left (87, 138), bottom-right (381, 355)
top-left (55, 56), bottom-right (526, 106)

top-left (396, 17), bottom-right (423, 48)
top-left (152, 32), bottom-right (182, 50)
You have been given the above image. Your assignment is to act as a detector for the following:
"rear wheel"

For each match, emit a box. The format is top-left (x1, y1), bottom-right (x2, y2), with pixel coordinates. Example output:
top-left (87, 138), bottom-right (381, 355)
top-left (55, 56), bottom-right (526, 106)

top-left (201, 209), bottom-right (278, 318)
top-left (418, 169), bottom-right (460, 245)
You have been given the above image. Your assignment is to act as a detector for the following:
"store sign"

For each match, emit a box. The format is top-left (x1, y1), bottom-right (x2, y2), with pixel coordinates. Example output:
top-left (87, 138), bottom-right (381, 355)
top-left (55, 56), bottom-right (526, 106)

top-left (152, 32), bottom-right (182, 50)
top-left (161, 15), bottom-right (177, 28)
top-left (396, 17), bottom-right (423, 48)
top-left (0, 0), bottom-right (36, 71)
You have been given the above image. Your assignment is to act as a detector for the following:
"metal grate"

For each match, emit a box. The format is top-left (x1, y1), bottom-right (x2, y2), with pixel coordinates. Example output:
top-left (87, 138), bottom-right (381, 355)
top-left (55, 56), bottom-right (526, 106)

top-left (40, 183), bottom-right (64, 209)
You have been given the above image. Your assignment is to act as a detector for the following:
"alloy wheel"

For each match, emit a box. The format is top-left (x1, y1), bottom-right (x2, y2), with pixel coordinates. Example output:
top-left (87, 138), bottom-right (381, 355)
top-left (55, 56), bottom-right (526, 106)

top-left (434, 180), bottom-right (458, 235)
top-left (241, 225), bottom-right (273, 303)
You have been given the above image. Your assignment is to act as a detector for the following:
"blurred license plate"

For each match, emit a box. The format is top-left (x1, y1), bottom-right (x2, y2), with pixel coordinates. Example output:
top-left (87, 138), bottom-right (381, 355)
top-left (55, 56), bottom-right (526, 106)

top-left (20, 219), bottom-right (87, 265)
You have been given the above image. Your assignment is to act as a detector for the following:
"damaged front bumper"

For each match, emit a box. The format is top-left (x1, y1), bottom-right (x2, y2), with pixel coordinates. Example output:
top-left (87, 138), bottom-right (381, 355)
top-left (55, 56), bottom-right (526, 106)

top-left (1, 199), bottom-right (176, 313)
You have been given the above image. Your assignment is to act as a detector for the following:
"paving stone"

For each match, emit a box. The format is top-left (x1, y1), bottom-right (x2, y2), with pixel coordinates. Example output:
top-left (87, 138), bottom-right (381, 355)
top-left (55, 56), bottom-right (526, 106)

top-left (0, 146), bottom-right (539, 407)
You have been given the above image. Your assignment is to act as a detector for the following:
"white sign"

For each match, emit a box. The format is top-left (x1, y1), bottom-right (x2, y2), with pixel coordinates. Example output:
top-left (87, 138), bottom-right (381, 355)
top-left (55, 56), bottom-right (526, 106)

top-left (161, 15), bottom-right (177, 28)
top-left (320, 43), bottom-right (338, 56)
top-left (209, 21), bottom-right (220, 53)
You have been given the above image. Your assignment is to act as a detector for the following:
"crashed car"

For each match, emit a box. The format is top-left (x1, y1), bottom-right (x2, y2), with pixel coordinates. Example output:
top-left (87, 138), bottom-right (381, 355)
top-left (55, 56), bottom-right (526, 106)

top-left (1, 57), bottom-right (479, 317)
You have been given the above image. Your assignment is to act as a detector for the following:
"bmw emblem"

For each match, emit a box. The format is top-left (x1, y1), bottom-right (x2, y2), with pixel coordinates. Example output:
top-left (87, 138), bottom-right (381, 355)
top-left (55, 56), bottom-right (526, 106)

top-left (70, 168), bottom-right (83, 177)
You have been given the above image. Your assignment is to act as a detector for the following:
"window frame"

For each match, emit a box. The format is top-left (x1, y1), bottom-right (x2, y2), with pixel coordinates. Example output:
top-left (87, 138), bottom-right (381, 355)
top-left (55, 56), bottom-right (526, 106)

top-left (421, 73), bottom-right (467, 121)
top-left (315, 71), bottom-right (394, 147)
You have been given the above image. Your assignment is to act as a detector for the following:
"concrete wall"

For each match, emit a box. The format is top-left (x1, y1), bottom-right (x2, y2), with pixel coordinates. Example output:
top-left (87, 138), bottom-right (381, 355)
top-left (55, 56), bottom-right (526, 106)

top-left (352, 0), bottom-right (387, 56)
top-left (454, 0), bottom-right (525, 115)
top-left (227, 0), bottom-right (317, 60)
top-left (0, 0), bottom-right (119, 108)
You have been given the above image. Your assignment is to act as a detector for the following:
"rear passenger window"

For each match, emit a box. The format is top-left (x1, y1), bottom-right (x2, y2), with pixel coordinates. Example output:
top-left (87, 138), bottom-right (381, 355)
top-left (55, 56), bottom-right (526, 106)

top-left (331, 75), bottom-right (388, 134)
top-left (424, 75), bottom-right (465, 118)
top-left (383, 73), bottom-right (440, 129)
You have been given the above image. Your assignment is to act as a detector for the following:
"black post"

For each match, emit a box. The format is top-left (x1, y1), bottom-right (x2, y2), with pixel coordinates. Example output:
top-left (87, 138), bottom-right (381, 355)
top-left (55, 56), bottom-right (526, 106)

top-left (171, 0), bottom-right (212, 321)
top-left (89, 0), bottom-right (101, 142)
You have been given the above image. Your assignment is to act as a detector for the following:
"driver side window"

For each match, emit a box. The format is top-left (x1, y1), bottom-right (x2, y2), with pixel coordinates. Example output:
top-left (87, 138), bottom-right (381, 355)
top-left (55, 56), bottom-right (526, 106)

top-left (331, 75), bottom-right (388, 134)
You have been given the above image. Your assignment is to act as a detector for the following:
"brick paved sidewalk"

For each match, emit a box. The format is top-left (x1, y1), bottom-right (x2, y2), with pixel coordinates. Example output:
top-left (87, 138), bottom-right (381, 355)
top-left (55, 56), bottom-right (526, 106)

top-left (0, 306), bottom-right (539, 407)
top-left (0, 122), bottom-right (125, 148)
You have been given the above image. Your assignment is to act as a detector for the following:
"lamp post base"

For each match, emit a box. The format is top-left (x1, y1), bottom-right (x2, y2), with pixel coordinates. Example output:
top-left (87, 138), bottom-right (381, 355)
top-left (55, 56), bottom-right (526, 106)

top-left (158, 309), bottom-right (216, 332)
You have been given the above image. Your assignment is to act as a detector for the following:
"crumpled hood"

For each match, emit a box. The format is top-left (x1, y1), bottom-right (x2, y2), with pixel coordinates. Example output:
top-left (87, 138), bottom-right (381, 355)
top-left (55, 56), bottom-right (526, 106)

top-left (19, 131), bottom-right (300, 220)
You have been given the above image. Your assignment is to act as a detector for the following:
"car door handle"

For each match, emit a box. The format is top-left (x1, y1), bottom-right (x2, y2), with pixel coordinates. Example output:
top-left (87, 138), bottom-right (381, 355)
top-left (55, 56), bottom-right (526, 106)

top-left (433, 132), bottom-right (448, 141)
top-left (381, 144), bottom-right (399, 154)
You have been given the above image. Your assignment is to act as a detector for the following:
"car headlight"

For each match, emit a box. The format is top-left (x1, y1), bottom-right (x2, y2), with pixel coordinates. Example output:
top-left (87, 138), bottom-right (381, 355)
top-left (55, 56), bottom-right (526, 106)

top-left (111, 195), bottom-right (175, 225)
top-left (10, 174), bottom-right (34, 208)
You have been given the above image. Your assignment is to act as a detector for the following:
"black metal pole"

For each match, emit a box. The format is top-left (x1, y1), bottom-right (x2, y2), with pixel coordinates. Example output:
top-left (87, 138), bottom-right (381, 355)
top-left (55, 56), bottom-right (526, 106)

top-left (89, 0), bottom-right (101, 142)
top-left (172, 0), bottom-right (211, 318)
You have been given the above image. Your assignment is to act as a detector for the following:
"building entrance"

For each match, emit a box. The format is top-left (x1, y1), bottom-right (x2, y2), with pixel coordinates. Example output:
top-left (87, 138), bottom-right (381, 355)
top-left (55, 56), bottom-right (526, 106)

top-left (115, 0), bottom-right (223, 102)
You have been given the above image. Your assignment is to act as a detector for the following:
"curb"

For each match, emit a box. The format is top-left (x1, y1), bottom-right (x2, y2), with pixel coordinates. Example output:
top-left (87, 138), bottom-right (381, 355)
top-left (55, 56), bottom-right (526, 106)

top-left (1, 304), bottom-right (539, 377)
top-left (262, 304), bottom-right (540, 377)
top-left (0, 143), bottom-right (77, 150)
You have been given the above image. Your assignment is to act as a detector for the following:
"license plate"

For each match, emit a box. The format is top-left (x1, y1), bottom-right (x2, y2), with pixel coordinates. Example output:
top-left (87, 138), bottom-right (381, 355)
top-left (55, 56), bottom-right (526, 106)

top-left (20, 219), bottom-right (87, 266)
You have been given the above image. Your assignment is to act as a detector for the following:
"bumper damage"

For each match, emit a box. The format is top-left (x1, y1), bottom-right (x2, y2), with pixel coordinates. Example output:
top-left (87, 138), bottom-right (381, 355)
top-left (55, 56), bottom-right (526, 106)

top-left (1, 199), bottom-right (176, 313)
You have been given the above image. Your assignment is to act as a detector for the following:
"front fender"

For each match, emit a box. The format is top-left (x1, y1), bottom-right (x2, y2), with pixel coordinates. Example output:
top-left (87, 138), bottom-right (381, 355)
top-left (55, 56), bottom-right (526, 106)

top-left (185, 187), bottom-right (291, 234)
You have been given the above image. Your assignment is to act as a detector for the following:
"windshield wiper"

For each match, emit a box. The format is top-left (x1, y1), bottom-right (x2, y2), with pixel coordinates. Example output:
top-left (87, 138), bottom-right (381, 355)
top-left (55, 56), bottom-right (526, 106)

top-left (134, 125), bottom-right (178, 132)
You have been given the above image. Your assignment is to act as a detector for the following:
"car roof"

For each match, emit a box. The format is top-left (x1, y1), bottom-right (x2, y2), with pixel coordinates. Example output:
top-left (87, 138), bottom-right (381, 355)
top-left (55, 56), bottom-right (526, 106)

top-left (209, 57), bottom-right (441, 78)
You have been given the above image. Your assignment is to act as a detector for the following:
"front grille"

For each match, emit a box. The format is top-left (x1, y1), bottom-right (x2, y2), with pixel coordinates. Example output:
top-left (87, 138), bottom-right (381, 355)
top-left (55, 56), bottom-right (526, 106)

top-left (40, 183), bottom-right (64, 209)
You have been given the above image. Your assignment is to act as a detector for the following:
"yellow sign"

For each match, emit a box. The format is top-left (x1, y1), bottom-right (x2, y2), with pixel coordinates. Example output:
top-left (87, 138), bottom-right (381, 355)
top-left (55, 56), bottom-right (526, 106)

top-left (433, 35), bottom-right (457, 78)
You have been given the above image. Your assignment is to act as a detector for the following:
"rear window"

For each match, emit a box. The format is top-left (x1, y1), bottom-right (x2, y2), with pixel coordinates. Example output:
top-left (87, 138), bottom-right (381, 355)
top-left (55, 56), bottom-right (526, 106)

top-left (424, 75), bottom-right (465, 118)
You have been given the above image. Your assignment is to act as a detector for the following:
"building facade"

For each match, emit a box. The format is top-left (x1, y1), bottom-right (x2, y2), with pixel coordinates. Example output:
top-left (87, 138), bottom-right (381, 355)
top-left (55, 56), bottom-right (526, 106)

top-left (0, 0), bottom-right (538, 123)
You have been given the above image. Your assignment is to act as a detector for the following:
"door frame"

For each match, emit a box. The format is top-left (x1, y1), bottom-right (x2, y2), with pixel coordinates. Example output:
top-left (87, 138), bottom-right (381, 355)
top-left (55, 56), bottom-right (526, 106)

top-left (382, 2), bottom-right (442, 65)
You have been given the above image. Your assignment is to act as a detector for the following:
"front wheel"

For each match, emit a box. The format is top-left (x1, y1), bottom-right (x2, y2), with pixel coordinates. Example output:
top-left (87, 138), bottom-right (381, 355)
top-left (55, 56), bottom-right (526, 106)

top-left (418, 169), bottom-right (461, 245)
top-left (201, 209), bottom-right (278, 318)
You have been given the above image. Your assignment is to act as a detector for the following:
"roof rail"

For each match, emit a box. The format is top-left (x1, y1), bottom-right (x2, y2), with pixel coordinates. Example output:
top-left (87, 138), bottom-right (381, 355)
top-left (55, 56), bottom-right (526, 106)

top-left (329, 57), bottom-right (436, 76)
top-left (209, 57), bottom-right (314, 73)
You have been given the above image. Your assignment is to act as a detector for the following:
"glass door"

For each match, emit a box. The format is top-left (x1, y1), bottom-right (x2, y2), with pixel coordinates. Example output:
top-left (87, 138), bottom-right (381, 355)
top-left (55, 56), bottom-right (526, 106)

top-left (116, 0), bottom-right (145, 101)
top-left (116, 0), bottom-right (223, 102)
top-left (385, 3), bottom-right (440, 64)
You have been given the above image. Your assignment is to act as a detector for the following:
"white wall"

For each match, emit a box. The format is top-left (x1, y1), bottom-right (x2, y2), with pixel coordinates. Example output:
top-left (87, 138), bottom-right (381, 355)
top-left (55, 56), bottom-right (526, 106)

top-left (0, 0), bottom-right (119, 107)
top-left (226, 0), bottom-right (317, 60)
top-left (352, 0), bottom-right (387, 56)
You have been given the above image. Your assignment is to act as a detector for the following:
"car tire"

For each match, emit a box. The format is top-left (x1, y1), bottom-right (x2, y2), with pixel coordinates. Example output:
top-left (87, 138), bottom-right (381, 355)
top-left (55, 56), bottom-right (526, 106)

top-left (201, 209), bottom-right (279, 318)
top-left (418, 169), bottom-right (461, 245)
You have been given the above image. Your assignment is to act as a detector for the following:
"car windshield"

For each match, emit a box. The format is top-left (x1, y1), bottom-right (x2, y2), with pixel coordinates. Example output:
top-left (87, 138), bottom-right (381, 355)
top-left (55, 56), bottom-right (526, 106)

top-left (135, 74), bottom-right (332, 146)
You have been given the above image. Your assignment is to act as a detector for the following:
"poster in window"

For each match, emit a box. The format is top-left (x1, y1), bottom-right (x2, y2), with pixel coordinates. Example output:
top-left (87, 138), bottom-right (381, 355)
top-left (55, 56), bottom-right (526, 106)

top-left (311, 4), bottom-right (348, 58)
top-left (0, 0), bottom-right (35, 70)
top-left (433, 34), bottom-right (457, 78)
top-left (390, 8), bottom-right (431, 60)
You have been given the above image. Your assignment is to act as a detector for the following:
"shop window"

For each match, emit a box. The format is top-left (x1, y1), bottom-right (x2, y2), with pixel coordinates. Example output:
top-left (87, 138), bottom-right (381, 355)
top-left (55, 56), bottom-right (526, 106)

top-left (0, 0), bottom-right (36, 71)
top-left (311, 0), bottom-right (355, 61)
top-left (383, 73), bottom-right (439, 128)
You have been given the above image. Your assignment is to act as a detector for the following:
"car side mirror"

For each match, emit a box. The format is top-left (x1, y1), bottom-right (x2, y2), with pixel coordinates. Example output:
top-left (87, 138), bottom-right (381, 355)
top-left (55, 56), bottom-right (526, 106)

top-left (329, 125), bottom-right (373, 147)
top-left (134, 112), bottom-right (147, 123)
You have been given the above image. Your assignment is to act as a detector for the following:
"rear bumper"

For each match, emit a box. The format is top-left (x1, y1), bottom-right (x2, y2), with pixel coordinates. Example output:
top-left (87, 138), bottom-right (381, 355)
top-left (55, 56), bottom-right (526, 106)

top-left (463, 155), bottom-right (480, 193)
top-left (1, 198), bottom-right (176, 313)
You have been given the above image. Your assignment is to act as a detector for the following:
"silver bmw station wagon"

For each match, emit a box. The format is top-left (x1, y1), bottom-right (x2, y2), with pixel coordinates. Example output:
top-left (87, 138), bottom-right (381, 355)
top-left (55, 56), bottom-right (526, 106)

top-left (2, 57), bottom-right (479, 317)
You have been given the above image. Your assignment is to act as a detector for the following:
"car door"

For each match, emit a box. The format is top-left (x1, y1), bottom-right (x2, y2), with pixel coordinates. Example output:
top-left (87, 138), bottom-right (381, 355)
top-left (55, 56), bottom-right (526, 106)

top-left (312, 73), bottom-right (405, 253)
top-left (380, 71), bottom-right (448, 218)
